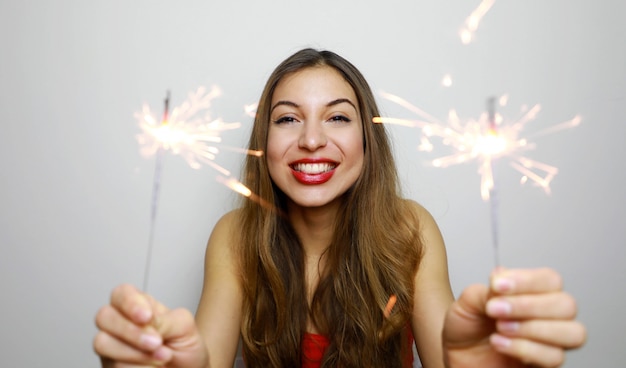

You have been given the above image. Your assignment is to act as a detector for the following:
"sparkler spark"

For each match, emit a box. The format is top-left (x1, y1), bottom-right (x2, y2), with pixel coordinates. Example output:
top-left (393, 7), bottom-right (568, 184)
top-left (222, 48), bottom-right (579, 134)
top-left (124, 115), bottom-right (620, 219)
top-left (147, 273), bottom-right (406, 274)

top-left (384, 295), bottom-right (397, 319)
top-left (216, 175), bottom-right (277, 212)
top-left (459, 0), bottom-right (496, 45)
top-left (244, 102), bottom-right (259, 118)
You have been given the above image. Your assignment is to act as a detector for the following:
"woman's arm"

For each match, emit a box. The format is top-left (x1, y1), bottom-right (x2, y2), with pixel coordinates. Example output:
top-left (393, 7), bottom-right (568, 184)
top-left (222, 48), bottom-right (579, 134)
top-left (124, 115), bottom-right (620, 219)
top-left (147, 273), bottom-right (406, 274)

top-left (195, 210), bottom-right (245, 368)
top-left (410, 203), bottom-right (455, 368)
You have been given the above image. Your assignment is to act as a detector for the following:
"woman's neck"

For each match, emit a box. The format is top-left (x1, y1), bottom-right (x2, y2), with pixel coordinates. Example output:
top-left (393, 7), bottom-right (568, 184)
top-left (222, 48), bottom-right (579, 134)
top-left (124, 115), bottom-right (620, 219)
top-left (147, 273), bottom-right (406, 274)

top-left (287, 199), bottom-right (339, 258)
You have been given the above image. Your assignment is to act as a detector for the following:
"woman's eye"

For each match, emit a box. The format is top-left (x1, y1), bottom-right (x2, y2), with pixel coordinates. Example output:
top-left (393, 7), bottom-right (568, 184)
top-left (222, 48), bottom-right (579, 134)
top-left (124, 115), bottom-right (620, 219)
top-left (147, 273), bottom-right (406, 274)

top-left (273, 116), bottom-right (298, 124)
top-left (329, 115), bottom-right (351, 123)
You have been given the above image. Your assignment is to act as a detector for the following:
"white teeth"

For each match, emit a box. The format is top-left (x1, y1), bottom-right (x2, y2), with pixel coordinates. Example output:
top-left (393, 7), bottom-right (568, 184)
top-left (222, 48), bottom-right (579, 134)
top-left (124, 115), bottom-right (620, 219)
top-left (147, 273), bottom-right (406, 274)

top-left (293, 163), bottom-right (335, 174)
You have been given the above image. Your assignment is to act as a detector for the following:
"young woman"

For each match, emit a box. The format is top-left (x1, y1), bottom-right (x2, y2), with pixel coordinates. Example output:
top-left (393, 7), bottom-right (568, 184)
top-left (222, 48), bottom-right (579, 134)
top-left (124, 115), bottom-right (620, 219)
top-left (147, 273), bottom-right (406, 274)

top-left (94, 48), bottom-right (586, 368)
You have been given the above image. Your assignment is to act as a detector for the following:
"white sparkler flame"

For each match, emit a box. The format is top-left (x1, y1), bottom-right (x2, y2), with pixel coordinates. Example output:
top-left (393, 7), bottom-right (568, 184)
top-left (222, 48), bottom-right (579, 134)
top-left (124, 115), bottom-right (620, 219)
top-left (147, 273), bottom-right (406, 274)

top-left (376, 91), bottom-right (580, 200)
top-left (135, 86), bottom-right (260, 176)
top-left (460, 0), bottom-right (496, 45)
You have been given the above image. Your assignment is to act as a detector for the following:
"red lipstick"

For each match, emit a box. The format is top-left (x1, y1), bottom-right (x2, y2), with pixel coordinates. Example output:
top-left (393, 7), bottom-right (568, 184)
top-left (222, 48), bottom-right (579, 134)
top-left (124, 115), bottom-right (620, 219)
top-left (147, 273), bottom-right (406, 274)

top-left (289, 158), bottom-right (337, 185)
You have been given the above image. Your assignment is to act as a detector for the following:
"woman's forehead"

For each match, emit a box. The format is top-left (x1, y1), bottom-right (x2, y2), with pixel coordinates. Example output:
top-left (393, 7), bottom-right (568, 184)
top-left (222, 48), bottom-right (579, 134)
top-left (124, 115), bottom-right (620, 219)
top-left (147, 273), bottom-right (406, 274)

top-left (271, 66), bottom-right (358, 106)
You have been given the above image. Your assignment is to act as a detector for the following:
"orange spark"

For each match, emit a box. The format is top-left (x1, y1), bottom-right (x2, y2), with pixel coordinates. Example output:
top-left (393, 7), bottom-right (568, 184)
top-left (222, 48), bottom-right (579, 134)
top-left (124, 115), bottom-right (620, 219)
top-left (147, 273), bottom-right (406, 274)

top-left (384, 295), bottom-right (397, 319)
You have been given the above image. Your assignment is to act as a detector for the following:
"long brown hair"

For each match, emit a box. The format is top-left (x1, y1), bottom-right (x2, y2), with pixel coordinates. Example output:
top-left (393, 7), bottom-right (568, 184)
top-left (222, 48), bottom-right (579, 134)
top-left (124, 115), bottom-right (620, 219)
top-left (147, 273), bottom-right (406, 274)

top-left (237, 48), bottom-right (423, 367)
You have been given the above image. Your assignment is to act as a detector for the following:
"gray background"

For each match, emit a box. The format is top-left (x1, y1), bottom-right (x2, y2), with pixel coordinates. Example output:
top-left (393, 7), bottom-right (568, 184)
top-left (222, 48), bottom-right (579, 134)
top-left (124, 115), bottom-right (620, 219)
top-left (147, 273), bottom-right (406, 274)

top-left (1, 0), bottom-right (624, 367)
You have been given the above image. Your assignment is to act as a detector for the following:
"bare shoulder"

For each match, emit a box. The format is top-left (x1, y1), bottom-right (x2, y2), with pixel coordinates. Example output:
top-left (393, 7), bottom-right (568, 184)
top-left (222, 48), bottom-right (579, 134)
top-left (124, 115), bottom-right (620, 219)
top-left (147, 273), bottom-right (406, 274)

top-left (402, 199), bottom-right (448, 277)
top-left (209, 209), bottom-right (241, 241)
top-left (201, 209), bottom-right (243, 282)
top-left (205, 209), bottom-right (241, 261)
top-left (402, 199), bottom-right (441, 236)
top-left (200, 209), bottom-right (243, 297)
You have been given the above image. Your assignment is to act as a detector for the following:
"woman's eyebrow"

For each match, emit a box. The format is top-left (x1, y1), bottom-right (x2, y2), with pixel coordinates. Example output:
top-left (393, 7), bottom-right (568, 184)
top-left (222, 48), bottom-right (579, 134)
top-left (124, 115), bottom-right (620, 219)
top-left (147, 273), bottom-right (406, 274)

top-left (270, 100), bottom-right (299, 113)
top-left (326, 98), bottom-right (357, 111)
top-left (270, 98), bottom-right (357, 113)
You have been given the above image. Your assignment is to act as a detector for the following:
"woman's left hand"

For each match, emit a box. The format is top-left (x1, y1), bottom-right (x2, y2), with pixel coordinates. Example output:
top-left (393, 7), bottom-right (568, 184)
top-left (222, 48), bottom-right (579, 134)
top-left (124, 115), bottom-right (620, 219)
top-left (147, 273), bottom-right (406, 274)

top-left (442, 268), bottom-right (587, 368)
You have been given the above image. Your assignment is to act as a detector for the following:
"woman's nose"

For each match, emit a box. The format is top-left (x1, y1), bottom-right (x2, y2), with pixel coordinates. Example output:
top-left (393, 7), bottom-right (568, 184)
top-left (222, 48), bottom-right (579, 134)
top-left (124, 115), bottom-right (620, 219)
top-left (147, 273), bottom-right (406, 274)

top-left (298, 121), bottom-right (328, 151)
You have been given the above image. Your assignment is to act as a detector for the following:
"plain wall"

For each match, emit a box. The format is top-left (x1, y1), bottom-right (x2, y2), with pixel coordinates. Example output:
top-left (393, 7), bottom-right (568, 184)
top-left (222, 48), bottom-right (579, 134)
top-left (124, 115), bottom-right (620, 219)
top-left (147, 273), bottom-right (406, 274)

top-left (1, 0), bottom-right (624, 366)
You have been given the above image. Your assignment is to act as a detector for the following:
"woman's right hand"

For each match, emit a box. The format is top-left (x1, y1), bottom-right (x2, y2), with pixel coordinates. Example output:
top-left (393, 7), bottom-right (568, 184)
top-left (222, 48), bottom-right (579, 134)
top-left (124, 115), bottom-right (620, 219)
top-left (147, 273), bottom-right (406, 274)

top-left (93, 284), bottom-right (208, 368)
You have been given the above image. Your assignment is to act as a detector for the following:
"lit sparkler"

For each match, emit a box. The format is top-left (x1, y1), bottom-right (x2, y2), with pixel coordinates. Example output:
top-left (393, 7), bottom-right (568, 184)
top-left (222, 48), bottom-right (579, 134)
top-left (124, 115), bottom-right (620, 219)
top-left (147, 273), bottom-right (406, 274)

top-left (459, 0), bottom-right (496, 45)
top-left (136, 86), bottom-right (263, 175)
top-left (135, 87), bottom-right (262, 291)
top-left (375, 91), bottom-right (581, 265)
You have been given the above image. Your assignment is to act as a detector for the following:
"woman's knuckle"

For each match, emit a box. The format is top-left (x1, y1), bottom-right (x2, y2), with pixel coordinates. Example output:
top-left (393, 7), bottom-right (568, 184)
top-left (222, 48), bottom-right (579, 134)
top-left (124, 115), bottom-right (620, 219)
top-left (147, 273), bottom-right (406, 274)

top-left (172, 307), bottom-right (194, 321)
top-left (112, 283), bottom-right (135, 301)
top-left (516, 340), bottom-right (564, 368)
top-left (543, 268), bottom-right (563, 290)
top-left (93, 331), bottom-right (108, 354)
top-left (571, 321), bottom-right (588, 347)
top-left (95, 305), bottom-right (113, 328)
top-left (547, 349), bottom-right (566, 367)
top-left (558, 293), bottom-right (577, 318)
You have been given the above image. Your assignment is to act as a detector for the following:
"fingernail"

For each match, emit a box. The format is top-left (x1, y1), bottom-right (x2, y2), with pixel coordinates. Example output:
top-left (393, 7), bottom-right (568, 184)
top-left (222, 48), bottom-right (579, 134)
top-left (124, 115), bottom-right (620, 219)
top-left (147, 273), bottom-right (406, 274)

top-left (492, 277), bottom-right (515, 293)
top-left (140, 334), bottom-right (162, 350)
top-left (490, 334), bottom-right (511, 349)
top-left (153, 346), bottom-right (173, 362)
top-left (497, 321), bottom-right (520, 333)
top-left (486, 299), bottom-right (512, 316)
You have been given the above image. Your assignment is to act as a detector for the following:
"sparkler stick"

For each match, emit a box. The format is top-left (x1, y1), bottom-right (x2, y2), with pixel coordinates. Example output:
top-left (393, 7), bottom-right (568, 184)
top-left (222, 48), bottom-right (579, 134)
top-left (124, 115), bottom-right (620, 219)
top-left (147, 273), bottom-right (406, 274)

top-left (486, 97), bottom-right (501, 267)
top-left (142, 92), bottom-right (170, 292)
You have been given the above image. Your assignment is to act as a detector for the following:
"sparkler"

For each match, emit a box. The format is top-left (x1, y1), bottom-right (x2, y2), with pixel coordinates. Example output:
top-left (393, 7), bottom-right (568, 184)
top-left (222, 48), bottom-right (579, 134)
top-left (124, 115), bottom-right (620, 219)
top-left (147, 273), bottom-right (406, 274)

top-left (375, 91), bottom-right (581, 266)
top-left (135, 86), bottom-right (262, 291)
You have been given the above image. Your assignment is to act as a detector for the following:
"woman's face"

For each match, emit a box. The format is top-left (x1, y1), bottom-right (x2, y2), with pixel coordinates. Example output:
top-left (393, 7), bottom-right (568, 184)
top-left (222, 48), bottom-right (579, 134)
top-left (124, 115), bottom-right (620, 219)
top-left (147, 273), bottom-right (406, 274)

top-left (267, 66), bottom-right (364, 209)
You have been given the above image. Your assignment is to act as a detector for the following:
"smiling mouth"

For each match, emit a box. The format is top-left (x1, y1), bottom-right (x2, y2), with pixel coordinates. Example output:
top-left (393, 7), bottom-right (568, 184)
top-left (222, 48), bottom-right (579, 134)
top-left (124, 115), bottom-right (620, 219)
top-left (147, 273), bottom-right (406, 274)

top-left (290, 162), bottom-right (337, 174)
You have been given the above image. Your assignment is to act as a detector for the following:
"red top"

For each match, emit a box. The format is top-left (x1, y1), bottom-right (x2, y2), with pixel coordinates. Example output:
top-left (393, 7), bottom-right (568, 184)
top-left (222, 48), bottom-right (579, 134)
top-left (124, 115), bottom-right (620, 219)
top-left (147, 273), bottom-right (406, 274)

top-left (301, 329), bottom-right (414, 368)
top-left (301, 333), bottom-right (331, 368)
